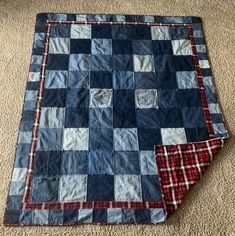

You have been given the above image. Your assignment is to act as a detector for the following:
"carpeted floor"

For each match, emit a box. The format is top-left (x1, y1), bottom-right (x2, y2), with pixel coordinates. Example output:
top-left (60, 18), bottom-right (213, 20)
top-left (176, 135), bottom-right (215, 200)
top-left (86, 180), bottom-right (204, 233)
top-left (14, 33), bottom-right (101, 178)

top-left (0, 0), bottom-right (234, 235)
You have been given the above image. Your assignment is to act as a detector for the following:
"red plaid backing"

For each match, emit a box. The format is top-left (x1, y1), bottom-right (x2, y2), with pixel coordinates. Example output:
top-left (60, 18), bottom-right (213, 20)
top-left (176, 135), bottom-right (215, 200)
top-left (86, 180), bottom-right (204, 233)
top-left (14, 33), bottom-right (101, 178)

top-left (155, 138), bottom-right (225, 216)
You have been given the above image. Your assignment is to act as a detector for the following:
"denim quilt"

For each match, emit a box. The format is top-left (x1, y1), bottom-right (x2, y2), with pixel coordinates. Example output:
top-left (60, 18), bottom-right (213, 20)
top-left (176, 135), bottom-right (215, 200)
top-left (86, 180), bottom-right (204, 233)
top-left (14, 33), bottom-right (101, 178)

top-left (4, 13), bottom-right (228, 225)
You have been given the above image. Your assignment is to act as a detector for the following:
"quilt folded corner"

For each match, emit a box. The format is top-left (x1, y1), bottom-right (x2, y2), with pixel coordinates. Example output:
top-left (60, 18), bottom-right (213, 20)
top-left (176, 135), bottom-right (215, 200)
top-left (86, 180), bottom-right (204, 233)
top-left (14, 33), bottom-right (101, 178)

top-left (155, 137), bottom-right (227, 217)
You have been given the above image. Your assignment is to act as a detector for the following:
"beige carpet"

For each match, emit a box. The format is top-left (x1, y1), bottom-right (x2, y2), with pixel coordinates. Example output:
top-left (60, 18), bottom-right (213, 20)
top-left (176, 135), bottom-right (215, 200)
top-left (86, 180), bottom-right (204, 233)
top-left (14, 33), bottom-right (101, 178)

top-left (0, 0), bottom-right (234, 235)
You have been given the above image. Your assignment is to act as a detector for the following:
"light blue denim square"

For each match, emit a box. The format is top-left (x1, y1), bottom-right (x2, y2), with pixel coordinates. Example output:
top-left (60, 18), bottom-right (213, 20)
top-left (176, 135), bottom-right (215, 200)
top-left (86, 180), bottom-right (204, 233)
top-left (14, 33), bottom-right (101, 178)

top-left (18, 131), bottom-right (32, 144)
top-left (69, 54), bottom-right (91, 71)
top-left (23, 100), bottom-right (36, 111)
top-left (78, 209), bottom-right (93, 223)
top-left (176, 71), bottom-right (198, 89)
top-left (9, 181), bottom-right (25, 195)
top-left (25, 90), bottom-right (38, 101)
top-left (33, 210), bottom-right (49, 224)
top-left (59, 175), bottom-right (87, 201)
top-left (45, 70), bottom-right (68, 88)
top-left (114, 128), bottom-right (139, 151)
top-left (28, 72), bottom-right (40, 82)
top-left (34, 33), bottom-right (45, 48)
top-left (113, 15), bottom-right (126, 22)
top-left (31, 55), bottom-right (43, 65)
top-left (140, 151), bottom-right (158, 175)
top-left (150, 208), bottom-right (166, 223)
top-left (115, 175), bottom-right (141, 201)
top-left (91, 39), bottom-right (112, 55)
top-left (107, 209), bottom-right (122, 223)
top-left (40, 107), bottom-right (65, 128)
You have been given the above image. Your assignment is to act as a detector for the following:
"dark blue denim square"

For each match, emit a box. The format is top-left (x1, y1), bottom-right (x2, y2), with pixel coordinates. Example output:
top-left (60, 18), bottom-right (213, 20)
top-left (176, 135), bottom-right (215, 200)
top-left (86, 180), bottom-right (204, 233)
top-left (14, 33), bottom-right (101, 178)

top-left (33, 47), bottom-right (45, 56)
top-left (113, 55), bottom-right (133, 71)
top-left (113, 39), bottom-right (133, 54)
top-left (34, 151), bottom-right (61, 177)
top-left (174, 56), bottom-right (195, 71)
top-left (132, 25), bottom-right (151, 40)
top-left (48, 210), bottom-right (63, 224)
top-left (47, 152), bottom-right (61, 177)
top-left (88, 150), bottom-right (114, 174)
top-left (132, 40), bottom-right (153, 55)
top-left (65, 107), bottom-right (88, 128)
top-left (211, 113), bottom-right (223, 123)
top-left (20, 111), bottom-right (35, 131)
top-left (141, 175), bottom-right (162, 201)
top-left (27, 81), bottom-right (39, 90)
top-left (50, 24), bottom-right (71, 38)
top-left (114, 151), bottom-right (140, 174)
top-left (70, 39), bottom-right (91, 54)
top-left (90, 71), bottom-right (112, 88)
top-left (205, 85), bottom-right (217, 103)
top-left (47, 54), bottom-right (69, 70)
top-left (135, 72), bottom-right (157, 89)
top-left (159, 108), bottom-right (183, 127)
top-left (7, 196), bottom-right (23, 210)
top-left (42, 89), bottom-right (66, 107)
top-left (113, 89), bottom-right (136, 128)
top-left (152, 40), bottom-right (173, 55)
top-left (158, 89), bottom-right (180, 108)
top-left (182, 107), bottom-right (207, 128)
top-left (122, 209), bottom-right (135, 223)
top-left (197, 127), bottom-right (210, 141)
top-left (31, 177), bottom-right (59, 202)
top-left (89, 128), bottom-right (113, 151)
top-left (170, 26), bottom-right (189, 40)
top-left (37, 128), bottom-right (63, 151)
top-left (61, 151), bottom-right (88, 175)
top-left (156, 72), bottom-right (177, 89)
top-left (113, 71), bottom-right (134, 89)
top-left (136, 109), bottom-right (160, 128)
top-left (68, 71), bottom-right (89, 88)
top-left (92, 24), bottom-right (112, 38)
top-left (135, 209), bottom-right (151, 223)
top-left (125, 15), bottom-right (137, 22)
top-left (90, 108), bottom-right (113, 129)
top-left (155, 55), bottom-right (175, 72)
top-left (138, 128), bottom-right (162, 150)
top-left (93, 209), bottom-right (107, 223)
top-left (91, 55), bottom-right (112, 71)
top-left (179, 89), bottom-right (201, 107)
top-left (5, 210), bottom-right (21, 224)
top-left (112, 25), bottom-right (133, 39)
top-left (201, 68), bottom-right (212, 77)
top-left (15, 144), bottom-right (31, 168)
top-left (63, 210), bottom-right (78, 224)
top-left (29, 64), bottom-right (41, 72)
top-left (66, 88), bottom-right (89, 108)
top-left (185, 128), bottom-right (199, 142)
top-left (87, 174), bottom-right (114, 201)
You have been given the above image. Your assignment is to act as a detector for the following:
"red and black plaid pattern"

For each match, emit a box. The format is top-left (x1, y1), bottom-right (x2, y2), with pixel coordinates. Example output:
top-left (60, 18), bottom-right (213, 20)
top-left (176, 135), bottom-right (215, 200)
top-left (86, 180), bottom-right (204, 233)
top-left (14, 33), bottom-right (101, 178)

top-left (155, 138), bottom-right (225, 216)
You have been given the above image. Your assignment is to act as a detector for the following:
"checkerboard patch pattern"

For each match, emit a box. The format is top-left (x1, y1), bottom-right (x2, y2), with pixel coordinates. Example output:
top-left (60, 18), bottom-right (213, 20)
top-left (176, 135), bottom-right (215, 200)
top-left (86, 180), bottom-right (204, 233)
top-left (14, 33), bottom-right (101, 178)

top-left (4, 13), bottom-right (228, 225)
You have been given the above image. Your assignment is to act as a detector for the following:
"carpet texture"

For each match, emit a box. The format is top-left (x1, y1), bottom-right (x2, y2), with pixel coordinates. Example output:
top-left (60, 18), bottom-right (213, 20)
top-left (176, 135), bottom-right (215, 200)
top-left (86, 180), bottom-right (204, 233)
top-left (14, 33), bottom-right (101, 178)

top-left (0, 0), bottom-right (234, 234)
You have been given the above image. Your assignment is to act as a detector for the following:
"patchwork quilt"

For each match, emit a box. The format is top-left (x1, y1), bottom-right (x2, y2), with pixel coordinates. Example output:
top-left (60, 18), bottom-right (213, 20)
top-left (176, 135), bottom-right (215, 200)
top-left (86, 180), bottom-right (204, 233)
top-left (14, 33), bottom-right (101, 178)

top-left (4, 13), bottom-right (228, 225)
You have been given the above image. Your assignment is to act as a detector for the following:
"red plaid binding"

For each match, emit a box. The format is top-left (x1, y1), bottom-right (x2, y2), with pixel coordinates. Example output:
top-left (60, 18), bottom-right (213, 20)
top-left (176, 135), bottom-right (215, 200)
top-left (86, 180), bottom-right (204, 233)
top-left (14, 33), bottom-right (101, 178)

top-left (155, 138), bottom-right (225, 216)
